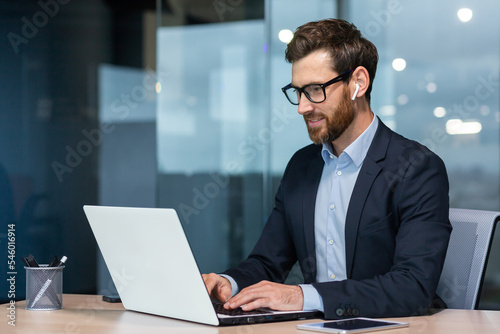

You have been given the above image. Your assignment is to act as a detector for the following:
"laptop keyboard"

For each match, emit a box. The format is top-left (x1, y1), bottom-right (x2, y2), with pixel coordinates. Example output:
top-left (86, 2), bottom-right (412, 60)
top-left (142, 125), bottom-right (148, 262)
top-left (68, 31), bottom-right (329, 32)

top-left (213, 301), bottom-right (272, 316)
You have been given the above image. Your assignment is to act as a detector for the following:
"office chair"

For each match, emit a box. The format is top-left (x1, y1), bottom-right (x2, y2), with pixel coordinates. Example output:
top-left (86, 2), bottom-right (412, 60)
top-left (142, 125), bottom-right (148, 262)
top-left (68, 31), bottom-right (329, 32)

top-left (436, 208), bottom-right (500, 309)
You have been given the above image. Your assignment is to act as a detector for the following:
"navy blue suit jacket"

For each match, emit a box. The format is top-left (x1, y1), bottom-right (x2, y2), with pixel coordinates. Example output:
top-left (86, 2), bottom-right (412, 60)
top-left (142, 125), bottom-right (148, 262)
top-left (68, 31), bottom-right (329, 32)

top-left (223, 119), bottom-right (451, 319)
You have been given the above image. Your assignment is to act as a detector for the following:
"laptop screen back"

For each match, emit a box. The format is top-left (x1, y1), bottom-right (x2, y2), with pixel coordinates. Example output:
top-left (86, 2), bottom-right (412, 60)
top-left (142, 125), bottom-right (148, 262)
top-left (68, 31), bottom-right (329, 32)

top-left (84, 205), bottom-right (220, 325)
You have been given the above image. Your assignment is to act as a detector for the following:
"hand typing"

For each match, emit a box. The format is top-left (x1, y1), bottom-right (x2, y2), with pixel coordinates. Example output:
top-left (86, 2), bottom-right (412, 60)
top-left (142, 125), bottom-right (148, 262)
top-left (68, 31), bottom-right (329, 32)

top-left (202, 273), bottom-right (232, 303)
top-left (224, 280), bottom-right (304, 311)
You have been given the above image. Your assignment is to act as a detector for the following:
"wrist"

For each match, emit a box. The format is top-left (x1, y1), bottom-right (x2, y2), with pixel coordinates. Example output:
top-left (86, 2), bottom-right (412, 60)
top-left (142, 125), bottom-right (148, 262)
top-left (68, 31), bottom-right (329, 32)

top-left (295, 285), bottom-right (304, 309)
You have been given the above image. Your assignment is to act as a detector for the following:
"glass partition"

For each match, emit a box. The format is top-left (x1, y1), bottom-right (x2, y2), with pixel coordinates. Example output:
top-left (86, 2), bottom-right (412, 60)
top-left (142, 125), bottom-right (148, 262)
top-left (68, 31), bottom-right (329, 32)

top-left (157, 20), bottom-right (267, 273)
top-left (156, 1), bottom-right (337, 273)
top-left (346, 0), bottom-right (500, 210)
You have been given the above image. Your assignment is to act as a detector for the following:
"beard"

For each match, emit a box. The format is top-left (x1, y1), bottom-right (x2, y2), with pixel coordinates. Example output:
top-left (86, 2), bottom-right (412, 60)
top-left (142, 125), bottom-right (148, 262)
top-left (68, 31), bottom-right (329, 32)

top-left (304, 85), bottom-right (355, 145)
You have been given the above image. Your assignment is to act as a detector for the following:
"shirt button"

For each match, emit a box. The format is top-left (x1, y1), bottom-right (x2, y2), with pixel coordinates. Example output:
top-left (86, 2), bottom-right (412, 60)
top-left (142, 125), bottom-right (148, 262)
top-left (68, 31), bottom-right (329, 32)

top-left (337, 171), bottom-right (342, 176)
top-left (329, 239), bottom-right (334, 245)
top-left (329, 154), bottom-right (334, 159)
top-left (330, 274), bottom-right (336, 279)
top-left (330, 204), bottom-right (335, 210)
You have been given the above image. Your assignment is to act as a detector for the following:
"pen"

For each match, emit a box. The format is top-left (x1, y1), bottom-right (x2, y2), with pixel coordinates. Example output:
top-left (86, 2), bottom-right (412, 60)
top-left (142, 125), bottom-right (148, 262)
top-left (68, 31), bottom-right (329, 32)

top-left (30, 256), bottom-right (68, 309)
top-left (27, 254), bottom-right (39, 267)
top-left (49, 256), bottom-right (59, 267)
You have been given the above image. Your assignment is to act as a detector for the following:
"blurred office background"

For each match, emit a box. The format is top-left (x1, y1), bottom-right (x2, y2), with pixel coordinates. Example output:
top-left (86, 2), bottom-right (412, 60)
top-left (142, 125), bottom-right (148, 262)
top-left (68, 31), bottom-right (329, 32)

top-left (0, 0), bottom-right (499, 305)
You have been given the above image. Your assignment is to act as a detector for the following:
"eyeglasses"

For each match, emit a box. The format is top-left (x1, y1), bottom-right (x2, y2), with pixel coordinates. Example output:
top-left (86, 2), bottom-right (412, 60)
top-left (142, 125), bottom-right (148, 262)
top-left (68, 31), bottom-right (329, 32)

top-left (281, 70), bottom-right (353, 105)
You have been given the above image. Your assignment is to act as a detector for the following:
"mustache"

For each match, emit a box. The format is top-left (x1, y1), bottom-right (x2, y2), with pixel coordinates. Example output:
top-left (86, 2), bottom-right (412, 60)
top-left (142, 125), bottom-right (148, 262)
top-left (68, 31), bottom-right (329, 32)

top-left (303, 113), bottom-right (325, 121)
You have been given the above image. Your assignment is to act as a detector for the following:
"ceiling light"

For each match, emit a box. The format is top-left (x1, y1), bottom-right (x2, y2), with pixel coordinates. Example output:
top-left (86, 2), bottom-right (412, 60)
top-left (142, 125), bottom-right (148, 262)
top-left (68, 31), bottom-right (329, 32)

top-left (446, 119), bottom-right (482, 135)
top-left (426, 82), bottom-right (437, 93)
top-left (433, 107), bottom-right (446, 118)
top-left (392, 58), bottom-right (406, 71)
top-left (278, 29), bottom-right (294, 44)
top-left (457, 8), bottom-right (473, 22)
top-left (397, 94), bottom-right (409, 105)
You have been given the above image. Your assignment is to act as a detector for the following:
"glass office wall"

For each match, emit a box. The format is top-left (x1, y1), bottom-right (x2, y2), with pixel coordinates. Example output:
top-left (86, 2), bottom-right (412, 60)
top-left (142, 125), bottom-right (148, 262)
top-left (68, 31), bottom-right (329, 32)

top-left (0, 0), bottom-right (155, 301)
top-left (346, 0), bottom-right (500, 210)
top-left (0, 1), bottom-right (112, 301)
top-left (156, 1), bottom-right (336, 273)
top-left (157, 20), bottom-right (267, 273)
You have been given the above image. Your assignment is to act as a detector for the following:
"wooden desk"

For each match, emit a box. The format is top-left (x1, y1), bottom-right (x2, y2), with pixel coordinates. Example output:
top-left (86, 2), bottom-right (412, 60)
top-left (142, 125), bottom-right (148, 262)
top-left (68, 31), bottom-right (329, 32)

top-left (2, 294), bottom-right (500, 333)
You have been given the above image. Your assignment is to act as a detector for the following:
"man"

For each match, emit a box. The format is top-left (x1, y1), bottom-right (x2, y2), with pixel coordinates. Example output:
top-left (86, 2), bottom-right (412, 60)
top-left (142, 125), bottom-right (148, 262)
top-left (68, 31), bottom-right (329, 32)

top-left (203, 19), bottom-right (451, 319)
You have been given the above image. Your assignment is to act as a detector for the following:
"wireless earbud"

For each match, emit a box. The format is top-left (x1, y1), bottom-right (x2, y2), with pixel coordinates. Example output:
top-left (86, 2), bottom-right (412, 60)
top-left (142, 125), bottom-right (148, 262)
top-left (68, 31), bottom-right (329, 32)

top-left (352, 83), bottom-right (360, 101)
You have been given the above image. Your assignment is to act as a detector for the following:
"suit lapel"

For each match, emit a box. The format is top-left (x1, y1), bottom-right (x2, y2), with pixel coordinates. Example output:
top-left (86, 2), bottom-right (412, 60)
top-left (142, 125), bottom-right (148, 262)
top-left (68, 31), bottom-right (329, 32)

top-left (302, 149), bottom-right (324, 282)
top-left (345, 119), bottom-right (391, 277)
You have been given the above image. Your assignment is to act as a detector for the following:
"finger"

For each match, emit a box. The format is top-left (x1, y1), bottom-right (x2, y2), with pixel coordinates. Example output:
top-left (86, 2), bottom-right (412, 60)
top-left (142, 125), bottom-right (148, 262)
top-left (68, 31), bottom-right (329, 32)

top-left (230, 290), bottom-right (271, 311)
top-left (241, 298), bottom-right (267, 311)
top-left (203, 273), bottom-right (221, 299)
top-left (204, 274), bottom-right (232, 302)
top-left (217, 280), bottom-right (232, 302)
top-left (202, 274), bottom-right (216, 291)
top-left (227, 282), bottom-right (303, 311)
top-left (226, 287), bottom-right (267, 310)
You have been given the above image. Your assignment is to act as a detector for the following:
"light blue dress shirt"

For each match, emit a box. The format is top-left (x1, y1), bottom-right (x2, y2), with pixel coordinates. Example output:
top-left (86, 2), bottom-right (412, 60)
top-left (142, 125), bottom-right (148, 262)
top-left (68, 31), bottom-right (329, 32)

top-left (223, 116), bottom-right (379, 313)
top-left (300, 116), bottom-right (378, 311)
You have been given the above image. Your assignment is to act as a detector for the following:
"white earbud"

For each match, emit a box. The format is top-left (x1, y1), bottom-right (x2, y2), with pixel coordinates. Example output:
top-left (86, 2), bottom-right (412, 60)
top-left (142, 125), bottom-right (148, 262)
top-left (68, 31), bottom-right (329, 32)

top-left (352, 83), bottom-right (360, 101)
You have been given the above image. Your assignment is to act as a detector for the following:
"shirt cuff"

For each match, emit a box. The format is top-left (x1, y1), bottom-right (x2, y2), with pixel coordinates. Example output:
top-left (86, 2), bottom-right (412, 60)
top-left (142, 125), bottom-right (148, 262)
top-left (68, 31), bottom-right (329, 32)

top-left (219, 274), bottom-right (239, 297)
top-left (299, 284), bottom-right (324, 312)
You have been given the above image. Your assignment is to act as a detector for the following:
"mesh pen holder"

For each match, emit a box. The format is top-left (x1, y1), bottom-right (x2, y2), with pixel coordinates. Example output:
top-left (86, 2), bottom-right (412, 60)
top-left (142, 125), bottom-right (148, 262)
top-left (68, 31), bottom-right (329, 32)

top-left (25, 265), bottom-right (64, 310)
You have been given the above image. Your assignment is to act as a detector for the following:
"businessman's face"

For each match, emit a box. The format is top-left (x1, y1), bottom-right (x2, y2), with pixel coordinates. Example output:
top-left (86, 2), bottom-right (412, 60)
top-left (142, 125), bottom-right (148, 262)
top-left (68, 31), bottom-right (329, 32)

top-left (291, 49), bottom-right (354, 145)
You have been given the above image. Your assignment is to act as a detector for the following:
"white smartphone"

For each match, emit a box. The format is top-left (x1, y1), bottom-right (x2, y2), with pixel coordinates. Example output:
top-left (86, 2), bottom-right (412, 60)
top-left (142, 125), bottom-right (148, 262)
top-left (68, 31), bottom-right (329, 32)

top-left (297, 317), bottom-right (409, 333)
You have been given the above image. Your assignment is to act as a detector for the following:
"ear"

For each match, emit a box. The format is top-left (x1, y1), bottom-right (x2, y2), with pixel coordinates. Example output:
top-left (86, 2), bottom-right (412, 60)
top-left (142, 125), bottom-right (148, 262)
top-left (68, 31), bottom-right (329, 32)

top-left (350, 66), bottom-right (370, 101)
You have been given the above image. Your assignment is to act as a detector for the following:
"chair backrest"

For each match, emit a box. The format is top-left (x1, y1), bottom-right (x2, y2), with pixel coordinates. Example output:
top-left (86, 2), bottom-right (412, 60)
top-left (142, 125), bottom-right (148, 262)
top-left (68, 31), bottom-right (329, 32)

top-left (436, 208), bottom-right (499, 309)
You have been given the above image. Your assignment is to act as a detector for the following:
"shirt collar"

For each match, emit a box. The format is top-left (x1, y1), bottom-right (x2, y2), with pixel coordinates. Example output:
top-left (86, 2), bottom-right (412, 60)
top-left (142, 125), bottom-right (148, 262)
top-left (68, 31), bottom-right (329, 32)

top-left (321, 115), bottom-right (379, 167)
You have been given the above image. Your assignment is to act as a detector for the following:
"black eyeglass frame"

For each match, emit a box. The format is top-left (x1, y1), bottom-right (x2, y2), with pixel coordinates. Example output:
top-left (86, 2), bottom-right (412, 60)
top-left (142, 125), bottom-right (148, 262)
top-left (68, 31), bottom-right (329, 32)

top-left (281, 69), bottom-right (354, 105)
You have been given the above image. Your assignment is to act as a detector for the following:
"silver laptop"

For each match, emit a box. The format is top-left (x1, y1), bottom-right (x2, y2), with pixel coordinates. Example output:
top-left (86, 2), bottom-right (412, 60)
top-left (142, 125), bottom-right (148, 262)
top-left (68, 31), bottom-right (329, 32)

top-left (83, 205), bottom-right (320, 326)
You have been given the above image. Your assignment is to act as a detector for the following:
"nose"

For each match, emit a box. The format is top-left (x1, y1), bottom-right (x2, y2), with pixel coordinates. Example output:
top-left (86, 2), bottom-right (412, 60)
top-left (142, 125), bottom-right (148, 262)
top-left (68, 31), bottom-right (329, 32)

top-left (297, 94), bottom-right (314, 116)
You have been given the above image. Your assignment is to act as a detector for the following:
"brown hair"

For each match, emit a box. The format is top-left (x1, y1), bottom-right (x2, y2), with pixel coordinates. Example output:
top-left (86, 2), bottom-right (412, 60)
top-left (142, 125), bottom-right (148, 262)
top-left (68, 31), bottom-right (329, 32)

top-left (285, 19), bottom-right (378, 103)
